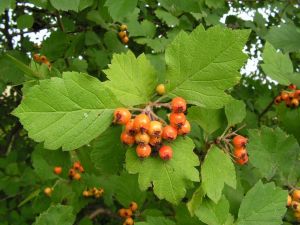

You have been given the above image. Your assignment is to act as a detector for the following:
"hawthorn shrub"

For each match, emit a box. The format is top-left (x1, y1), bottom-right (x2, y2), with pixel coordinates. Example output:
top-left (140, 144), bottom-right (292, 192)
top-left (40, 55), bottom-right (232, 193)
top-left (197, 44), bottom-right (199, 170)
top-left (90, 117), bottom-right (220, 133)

top-left (0, 1), bottom-right (300, 225)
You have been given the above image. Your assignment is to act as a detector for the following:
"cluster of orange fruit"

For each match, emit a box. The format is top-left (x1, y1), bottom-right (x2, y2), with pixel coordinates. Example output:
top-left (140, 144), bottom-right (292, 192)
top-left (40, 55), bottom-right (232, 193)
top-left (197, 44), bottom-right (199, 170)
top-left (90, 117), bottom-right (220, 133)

top-left (33, 53), bottom-right (51, 68)
top-left (68, 161), bottom-right (84, 180)
top-left (118, 24), bottom-right (129, 44)
top-left (113, 97), bottom-right (190, 160)
top-left (118, 202), bottom-right (138, 225)
top-left (274, 84), bottom-right (300, 108)
top-left (82, 187), bottom-right (104, 199)
top-left (288, 189), bottom-right (300, 221)
top-left (232, 135), bottom-right (248, 165)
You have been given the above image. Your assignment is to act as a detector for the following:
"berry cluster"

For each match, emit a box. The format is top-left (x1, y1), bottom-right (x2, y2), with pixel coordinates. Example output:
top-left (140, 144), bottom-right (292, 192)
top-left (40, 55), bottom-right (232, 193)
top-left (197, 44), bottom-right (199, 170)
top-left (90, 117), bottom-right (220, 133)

top-left (113, 97), bottom-right (190, 160)
top-left (82, 187), bottom-right (104, 199)
top-left (68, 161), bottom-right (84, 180)
top-left (118, 24), bottom-right (129, 44)
top-left (274, 84), bottom-right (300, 108)
top-left (118, 202), bottom-right (138, 225)
top-left (232, 135), bottom-right (248, 165)
top-left (288, 189), bottom-right (300, 221)
top-left (33, 53), bottom-right (51, 68)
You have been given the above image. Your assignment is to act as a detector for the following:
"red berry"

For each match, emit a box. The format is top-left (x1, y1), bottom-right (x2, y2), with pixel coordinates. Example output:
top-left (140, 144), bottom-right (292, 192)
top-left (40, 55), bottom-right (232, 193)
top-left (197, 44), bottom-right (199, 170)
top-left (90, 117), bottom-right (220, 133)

top-left (177, 120), bottom-right (191, 135)
top-left (121, 132), bottom-right (135, 145)
top-left (281, 92), bottom-right (289, 101)
top-left (171, 97), bottom-right (187, 113)
top-left (169, 113), bottom-right (186, 129)
top-left (136, 144), bottom-right (151, 158)
top-left (148, 121), bottom-right (163, 137)
top-left (114, 108), bottom-right (131, 125)
top-left (53, 166), bottom-right (62, 175)
top-left (135, 132), bottom-right (150, 145)
top-left (68, 168), bottom-right (76, 177)
top-left (234, 147), bottom-right (248, 165)
top-left (125, 119), bottom-right (135, 135)
top-left (159, 145), bottom-right (173, 160)
top-left (133, 114), bottom-right (150, 133)
top-left (162, 125), bottom-right (177, 141)
top-left (294, 90), bottom-right (300, 98)
top-left (149, 136), bottom-right (162, 146)
top-left (40, 55), bottom-right (47, 62)
top-left (232, 135), bottom-right (248, 148)
top-left (288, 84), bottom-right (297, 90)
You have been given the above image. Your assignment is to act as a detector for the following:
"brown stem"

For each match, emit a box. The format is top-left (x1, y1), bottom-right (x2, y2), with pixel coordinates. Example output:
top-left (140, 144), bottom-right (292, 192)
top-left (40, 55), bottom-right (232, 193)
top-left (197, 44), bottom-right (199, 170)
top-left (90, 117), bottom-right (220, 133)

top-left (88, 208), bottom-right (119, 220)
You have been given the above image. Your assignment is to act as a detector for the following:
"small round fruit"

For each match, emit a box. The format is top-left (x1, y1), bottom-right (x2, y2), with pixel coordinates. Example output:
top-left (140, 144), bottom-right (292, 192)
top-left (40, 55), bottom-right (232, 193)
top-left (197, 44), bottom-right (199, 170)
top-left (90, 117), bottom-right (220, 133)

top-left (73, 161), bottom-right (82, 170)
top-left (149, 121), bottom-right (163, 137)
top-left (287, 194), bottom-right (292, 207)
top-left (235, 154), bottom-right (248, 165)
top-left (125, 119), bottom-right (135, 135)
top-left (123, 217), bottom-right (134, 225)
top-left (232, 135), bottom-right (248, 148)
top-left (162, 125), bottom-right (177, 141)
top-left (118, 208), bottom-right (127, 218)
top-left (294, 90), bottom-right (300, 98)
top-left (291, 98), bottom-right (299, 108)
top-left (233, 147), bottom-right (248, 159)
top-left (281, 91), bottom-right (289, 101)
top-left (169, 113), bottom-right (186, 129)
top-left (171, 97), bottom-right (187, 113)
top-left (53, 166), bottom-right (62, 175)
top-left (177, 120), bottom-right (191, 135)
top-left (294, 211), bottom-right (300, 221)
top-left (121, 132), bottom-right (135, 145)
top-left (44, 187), bottom-right (53, 197)
top-left (120, 24), bottom-right (128, 31)
top-left (293, 189), bottom-right (300, 201)
top-left (149, 136), bottom-right (162, 146)
top-left (159, 145), bottom-right (173, 160)
top-left (136, 144), bottom-right (151, 158)
top-left (118, 31), bottom-right (126, 39)
top-left (274, 96), bottom-right (282, 105)
top-left (133, 114), bottom-right (150, 133)
top-left (156, 84), bottom-right (166, 95)
top-left (33, 53), bottom-right (40, 62)
top-left (288, 84), bottom-right (297, 90)
top-left (78, 166), bottom-right (85, 173)
top-left (40, 55), bottom-right (47, 62)
top-left (114, 108), bottom-right (131, 125)
top-left (68, 168), bottom-right (76, 177)
top-left (122, 36), bottom-right (129, 44)
top-left (73, 173), bottom-right (81, 180)
top-left (292, 201), bottom-right (300, 211)
top-left (83, 190), bottom-right (90, 197)
top-left (123, 209), bottom-right (133, 218)
top-left (289, 92), bottom-right (295, 100)
top-left (129, 201), bottom-right (138, 212)
top-left (135, 132), bottom-right (150, 145)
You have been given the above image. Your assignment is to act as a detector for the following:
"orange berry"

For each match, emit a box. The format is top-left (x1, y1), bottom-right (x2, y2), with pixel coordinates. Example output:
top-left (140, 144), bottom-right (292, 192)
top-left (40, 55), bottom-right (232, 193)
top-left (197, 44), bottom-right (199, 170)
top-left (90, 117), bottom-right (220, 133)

top-left (292, 201), bottom-right (300, 211)
top-left (122, 36), bottom-right (129, 44)
top-left (294, 90), bottom-right (300, 98)
top-left (169, 113), bottom-right (186, 129)
top-left (232, 135), bottom-right (248, 148)
top-left (83, 190), bottom-right (90, 197)
top-left (281, 91), bottom-right (289, 101)
top-left (234, 147), bottom-right (248, 165)
top-left (156, 84), bottom-right (166, 95)
top-left (235, 154), bottom-right (248, 165)
top-left (121, 131), bottom-right (135, 145)
top-left (53, 166), bottom-right (62, 175)
top-left (136, 144), bottom-right (151, 158)
top-left (73, 173), bottom-right (81, 180)
top-left (123, 217), bottom-right (134, 225)
top-left (125, 119), bottom-right (136, 136)
top-left (133, 114), bottom-right (150, 133)
top-left (33, 53), bottom-right (41, 62)
top-left (40, 55), bottom-right (47, 62)
top-left (78, 166), bottom-right (85, 173)
top-left (177, 120), bottom-right (191, 135)
top-left (129, 201), bottom-right (138, 212)
top-left (293, 190), bottom-right (300, 201)
top-left (118, 31), bottom-right (127, 39)
top-left (274, 96), bottom-right (282, 105)
top-left (44, 187), bottom-right (53, 197)
top-left (118, 208), bottom-right (127, 218)
top-left (120, 24), bottom-right (128, 31)
top-left (159, 145), bottom-right (173, 160)
top-left (135, 132), bottom-right (150, 145)
top-left (148, 121), bottom-right (163, 137)
top-left (291, 98), bottom-right (299, 108)
top-left (287, 194), bottom-right (292, 207)
top-left (162, 125), bottom-right (177, 141)
top-left (68, 168), bottom-right (76, 177)
top-left (114, 108), bottom-right (131, 125)
top-left (149, 136), bottom-right (162, 146)
top-left (171, 97), bottom-right (187, 113)
top-left (73, 161), bottom-right (82, 170)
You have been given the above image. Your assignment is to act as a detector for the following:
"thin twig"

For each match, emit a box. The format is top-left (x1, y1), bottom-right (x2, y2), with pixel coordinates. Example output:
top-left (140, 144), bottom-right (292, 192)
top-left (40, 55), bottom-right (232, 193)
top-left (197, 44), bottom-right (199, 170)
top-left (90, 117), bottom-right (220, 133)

top-left (88, 208), bottom-right (118, 220)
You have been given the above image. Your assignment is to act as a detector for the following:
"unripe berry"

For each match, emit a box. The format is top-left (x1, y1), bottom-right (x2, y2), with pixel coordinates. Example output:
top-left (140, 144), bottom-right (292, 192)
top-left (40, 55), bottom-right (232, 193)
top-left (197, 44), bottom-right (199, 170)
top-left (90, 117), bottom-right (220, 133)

top-left (281, 91), bottom-right (289, 101)
top-left (122, 36), bottom-right (129, 44)
top-left (291, 98), bottom-right (299, 108)
top-left (274, 96), bottom-right (282, 105)
top-left (129, 201), bottom-right (138, 212)
top-left (125, 119), bottom-right (135, 136)
top-left (156, 84), bottom-right (166, 95)
top-left (287, 194), bottom-right (292, 207)
top-left (120, 24), bottom-right (128, 31)
top-left (44, 187), bottom-right (53, 197)
top-left (136, 144), bottom-right (151, 158)
top-left (149, 121), bottom-right (163, 137)
top-left (53, 166), bottom-right (62, 175)
top-left (73, 173), bottom-right (81, 180)
top-left (149, 136), bottom-right (162, 146)
top-left (169, 113), bottom-right (186, 129)
top-left (159, 145), bottom-right (173, 160)
top-left (121, 132), bottom-right (135, 145)
top-left (123, 217), bottom-right (134, 225)
top-left (162, 125), bottom-right (177, 141)
top-left (171, 97), bottom-right (187, 113)
top-left (232, 135), bottom-right (248, 148)
top-left (114, 108), bottom-right (131, 125)
top-left (135, 132), bottom-right (150, 145)
top-left (293, 189), bottom-right (300, 201)
top-left (177, 120), bottom-right (191, 135)
top-left (118, 31), bottom-right (127, 39)
top-left (133, 114), bottom-right (150, 133)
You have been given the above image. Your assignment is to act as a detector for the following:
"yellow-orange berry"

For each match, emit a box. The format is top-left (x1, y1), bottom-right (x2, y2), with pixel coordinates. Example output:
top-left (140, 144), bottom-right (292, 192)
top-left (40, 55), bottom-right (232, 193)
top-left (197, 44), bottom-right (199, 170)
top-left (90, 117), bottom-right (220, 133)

top-left (73, 173), bottom-right (81, 180)
top-left (136, 144), bottom-right (151, 158)
top-left (120, 24), bottom-right (128, 31)
top-left (171, 97), bottom-right (187, 113)
top-left (129, 201), bottom-right (138, 212)
top-left (44, 187), bottom-right (53, 197)
top-left (293, 189), bottom-right (300, 201)
top-left (114, 108), bottom-right (131, 125)
top-left (177, 120), bottom-right (191, 135)
top-left (148, 121), bottom-right (163, 137)
top-left (156, 84), bottom-right (166, 95)
top-left (121, 132), bottom-right (135, 145)
top-left (123, 217), bottom-right (134, 225)
top-left (133, 114), bottom-right (150, 133)
top-left (135, 132), bottom-right (150, 145)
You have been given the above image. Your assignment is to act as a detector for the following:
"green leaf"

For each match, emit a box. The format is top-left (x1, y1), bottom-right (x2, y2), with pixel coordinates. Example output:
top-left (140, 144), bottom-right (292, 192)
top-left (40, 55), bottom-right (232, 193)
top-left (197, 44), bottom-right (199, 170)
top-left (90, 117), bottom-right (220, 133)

top-left (79, 0), bottom-right (94, 11)
top-left (126, 137), bottom-right (199, 204)
top-left (13, 72), bottom-right (121, 150)
top-left (277, 106), bottom-right (300, 142)
top-left (165, 25), bottom-right (250, 108)
top-left (205, 0), bottom-right (225, 8)
top-left (237, 180), bottom-right (287, 225)
top-left (103, 31), bottom-right (127, 53)
top-left (188, 106), bottom-right (224, 134)
top-left (187, 186), bottom-right (205, 216)
top-left (261, 42), bottom-right (294, 85)
top-left (0, 0), bottom-right (14, 15)
top-left (201, 146), bottom-right (236, 203)
top-left (105, 0), bottom-right (138, 21)
top-left (155, 9), bottom-right (179, 27)
top-left (49, 0), bottom-right (80, 12)
top-left (225, 99), bottom-right (246, 126)
top-left (90, 126), bottom-right (126, 175)
top-left (85, 31), bottom-right (100, 46)
top-left (17, 15), bottom-right (34, 29)
top-left (41, 31), bottom-right (69, 60)
top-left (195, 196), bottom-right (232, 225)
top-left (265, 23), bottom-right (300, 53)
top-left (104, 51), bottom-right (157, 106)
top-left (33, 204), bottom-right (75, 225)
top-left (135, 216), bottom-right (176, 225)
top-left (247, 126), bottom-right (300, 183)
